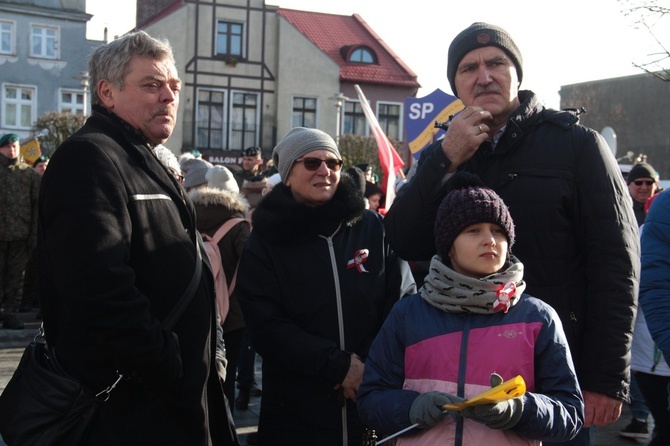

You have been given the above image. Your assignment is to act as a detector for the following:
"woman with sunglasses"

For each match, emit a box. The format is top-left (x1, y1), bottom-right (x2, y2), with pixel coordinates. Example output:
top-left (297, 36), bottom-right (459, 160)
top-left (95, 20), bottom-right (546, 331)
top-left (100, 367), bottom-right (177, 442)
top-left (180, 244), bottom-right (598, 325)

top-left (235, 127), bottom-right (417, 445)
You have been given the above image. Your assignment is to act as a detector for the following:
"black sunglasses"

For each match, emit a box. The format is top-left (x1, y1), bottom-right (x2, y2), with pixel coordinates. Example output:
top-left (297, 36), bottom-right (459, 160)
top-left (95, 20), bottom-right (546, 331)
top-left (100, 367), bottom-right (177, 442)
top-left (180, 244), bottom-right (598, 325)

top-left (633, 180), bottom-right (654, 186)
top-left (296, 157), bottom-right (343, 171)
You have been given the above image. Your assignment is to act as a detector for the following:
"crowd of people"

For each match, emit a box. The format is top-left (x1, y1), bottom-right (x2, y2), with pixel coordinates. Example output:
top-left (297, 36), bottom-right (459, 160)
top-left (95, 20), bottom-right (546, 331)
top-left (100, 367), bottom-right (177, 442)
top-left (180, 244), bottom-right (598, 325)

top-left (1, 21), bottom-right (669, 446)
top-left (0, 134), bottom-right (44, 330)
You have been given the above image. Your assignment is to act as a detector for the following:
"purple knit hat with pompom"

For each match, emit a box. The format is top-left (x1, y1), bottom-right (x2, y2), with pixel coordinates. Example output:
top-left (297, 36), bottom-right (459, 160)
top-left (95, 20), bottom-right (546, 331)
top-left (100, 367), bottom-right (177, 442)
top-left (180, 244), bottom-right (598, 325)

top-left (435, 172), bottom-right (515, 259)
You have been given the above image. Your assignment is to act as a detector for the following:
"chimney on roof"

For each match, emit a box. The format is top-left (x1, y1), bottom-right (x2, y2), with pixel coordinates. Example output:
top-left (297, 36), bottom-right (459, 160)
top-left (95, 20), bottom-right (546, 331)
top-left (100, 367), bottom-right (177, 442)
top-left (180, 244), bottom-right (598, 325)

top-left (136, 0), bottom-right (174, 27)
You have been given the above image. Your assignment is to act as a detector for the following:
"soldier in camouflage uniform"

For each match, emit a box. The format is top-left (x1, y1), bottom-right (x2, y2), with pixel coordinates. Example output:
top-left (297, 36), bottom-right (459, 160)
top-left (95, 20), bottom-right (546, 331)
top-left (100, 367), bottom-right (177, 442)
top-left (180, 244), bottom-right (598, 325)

top-left (0, 133), bottom-right (40, 329)
top-left (233, 146), bottom-right (264, 189)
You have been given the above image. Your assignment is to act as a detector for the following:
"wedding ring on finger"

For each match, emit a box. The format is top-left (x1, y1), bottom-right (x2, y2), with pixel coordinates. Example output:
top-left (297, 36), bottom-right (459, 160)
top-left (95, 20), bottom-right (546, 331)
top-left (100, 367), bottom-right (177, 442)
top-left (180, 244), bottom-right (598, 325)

top-left (477, 124), bottom-right (484, 134)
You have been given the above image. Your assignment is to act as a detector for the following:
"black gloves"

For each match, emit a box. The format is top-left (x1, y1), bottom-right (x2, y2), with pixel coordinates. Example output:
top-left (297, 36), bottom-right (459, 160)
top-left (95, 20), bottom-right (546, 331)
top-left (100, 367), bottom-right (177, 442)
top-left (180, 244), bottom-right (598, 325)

top-left (409, 391), bottom-right (464, 428)
top-left (460, 373), bottom-right (524, 430)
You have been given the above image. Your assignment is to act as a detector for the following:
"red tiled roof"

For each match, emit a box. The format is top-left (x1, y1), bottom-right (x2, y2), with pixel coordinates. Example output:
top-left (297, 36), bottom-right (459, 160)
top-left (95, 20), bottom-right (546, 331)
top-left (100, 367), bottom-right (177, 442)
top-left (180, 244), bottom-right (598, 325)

top-left (277, 9), bottom-right (420, 88)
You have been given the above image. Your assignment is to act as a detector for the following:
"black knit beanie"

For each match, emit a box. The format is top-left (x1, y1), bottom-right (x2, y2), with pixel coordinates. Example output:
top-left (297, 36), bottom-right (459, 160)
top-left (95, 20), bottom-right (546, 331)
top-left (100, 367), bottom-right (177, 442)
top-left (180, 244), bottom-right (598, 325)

top-left (344, 166), bottom-right (366, 196)
top-left (447, 22), bottom-right (523, 97)
top-left (435, 172), bottom-right (515, 260)
top-left (627, 162), bottom-right (658, 184)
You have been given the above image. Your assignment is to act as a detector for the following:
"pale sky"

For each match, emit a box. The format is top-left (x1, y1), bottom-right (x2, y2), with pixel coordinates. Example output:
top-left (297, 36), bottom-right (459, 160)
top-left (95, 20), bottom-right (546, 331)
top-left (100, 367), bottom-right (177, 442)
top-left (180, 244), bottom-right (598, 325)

top-left (86, 0), bottom-right (669, 109)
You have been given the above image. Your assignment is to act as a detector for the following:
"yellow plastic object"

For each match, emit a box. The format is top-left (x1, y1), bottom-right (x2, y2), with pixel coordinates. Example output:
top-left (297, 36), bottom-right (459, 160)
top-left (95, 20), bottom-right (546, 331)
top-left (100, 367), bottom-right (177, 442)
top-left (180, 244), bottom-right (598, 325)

top-left (442, 375), bottom-right (526, 411)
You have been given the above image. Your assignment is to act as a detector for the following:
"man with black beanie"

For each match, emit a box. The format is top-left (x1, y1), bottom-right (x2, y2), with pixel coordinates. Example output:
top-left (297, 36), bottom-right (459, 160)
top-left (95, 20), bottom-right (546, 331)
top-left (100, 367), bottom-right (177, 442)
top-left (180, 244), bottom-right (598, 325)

top-left (384, 22), bottom-right (639, 446)
top-left (626, 162), bottom-right (659, 226)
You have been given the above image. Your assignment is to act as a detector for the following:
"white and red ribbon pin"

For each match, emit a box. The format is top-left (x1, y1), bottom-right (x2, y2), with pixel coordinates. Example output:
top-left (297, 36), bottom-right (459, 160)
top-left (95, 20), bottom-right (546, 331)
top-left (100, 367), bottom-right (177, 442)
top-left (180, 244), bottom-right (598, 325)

top-left (494, 281), bottom-right (516, 313)
top-left (347, 249), bottom-right (370, 273)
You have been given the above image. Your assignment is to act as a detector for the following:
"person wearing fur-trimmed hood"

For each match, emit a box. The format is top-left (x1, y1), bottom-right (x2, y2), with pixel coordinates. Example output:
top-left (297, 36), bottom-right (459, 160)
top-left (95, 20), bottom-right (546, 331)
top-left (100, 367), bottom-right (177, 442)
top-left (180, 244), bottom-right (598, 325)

top-left (235, 127), bottom-right (416, 445)
top-left (189, 165), bottom-right (251, 413)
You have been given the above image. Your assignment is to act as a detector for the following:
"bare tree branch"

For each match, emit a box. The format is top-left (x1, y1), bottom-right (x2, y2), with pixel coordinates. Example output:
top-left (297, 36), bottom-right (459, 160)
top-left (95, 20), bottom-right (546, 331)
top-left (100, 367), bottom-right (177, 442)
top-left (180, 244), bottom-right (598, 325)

top-left (619, 0), bottom-right (670, 80)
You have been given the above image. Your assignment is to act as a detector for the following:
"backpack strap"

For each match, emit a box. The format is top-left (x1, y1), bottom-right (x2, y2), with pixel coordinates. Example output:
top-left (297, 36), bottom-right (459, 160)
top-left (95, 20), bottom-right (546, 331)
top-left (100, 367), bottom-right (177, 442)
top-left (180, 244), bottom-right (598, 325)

top-left (206, 217), bottom-right (248, 323)
top-left (211, 217), bottom-right (247, 295)
top-left (210, 217), bottom-right (247, 245)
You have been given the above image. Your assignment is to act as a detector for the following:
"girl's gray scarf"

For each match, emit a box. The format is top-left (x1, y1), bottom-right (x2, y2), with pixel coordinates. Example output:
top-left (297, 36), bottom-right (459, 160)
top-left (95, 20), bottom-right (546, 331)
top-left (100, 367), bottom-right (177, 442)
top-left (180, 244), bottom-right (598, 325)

top-left (420, 254), bottom-right (526, 314)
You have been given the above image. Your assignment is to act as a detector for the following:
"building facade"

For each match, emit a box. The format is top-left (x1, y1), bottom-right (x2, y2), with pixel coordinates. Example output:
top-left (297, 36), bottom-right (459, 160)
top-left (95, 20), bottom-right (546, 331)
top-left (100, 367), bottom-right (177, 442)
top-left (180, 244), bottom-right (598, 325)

top-left (560, 72), bottom-right (670, 179)
top-left (137, 0), bottom-right (420, 164)
top-left (0, 0), bottom-right (99, 142)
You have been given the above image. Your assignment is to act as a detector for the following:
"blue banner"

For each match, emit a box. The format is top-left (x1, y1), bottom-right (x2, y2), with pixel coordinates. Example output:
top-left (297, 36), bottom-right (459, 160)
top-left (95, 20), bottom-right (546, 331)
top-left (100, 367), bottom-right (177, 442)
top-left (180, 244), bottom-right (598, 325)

top-left (405, 89), bottom-right (463, 159)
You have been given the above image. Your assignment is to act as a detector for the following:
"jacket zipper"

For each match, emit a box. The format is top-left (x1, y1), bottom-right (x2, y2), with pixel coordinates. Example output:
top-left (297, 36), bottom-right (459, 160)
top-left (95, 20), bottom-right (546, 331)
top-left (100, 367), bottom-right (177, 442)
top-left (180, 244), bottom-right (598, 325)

top-left (321, 224), bottom-right (348, 446)
top-left (454, 316), bottom-right (472, 446)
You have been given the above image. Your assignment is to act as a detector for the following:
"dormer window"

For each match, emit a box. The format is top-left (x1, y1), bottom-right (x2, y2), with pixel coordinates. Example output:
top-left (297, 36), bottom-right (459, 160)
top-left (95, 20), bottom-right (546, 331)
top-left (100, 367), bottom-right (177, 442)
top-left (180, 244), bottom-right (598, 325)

top-left (349, 46), bottom-right (376, 64)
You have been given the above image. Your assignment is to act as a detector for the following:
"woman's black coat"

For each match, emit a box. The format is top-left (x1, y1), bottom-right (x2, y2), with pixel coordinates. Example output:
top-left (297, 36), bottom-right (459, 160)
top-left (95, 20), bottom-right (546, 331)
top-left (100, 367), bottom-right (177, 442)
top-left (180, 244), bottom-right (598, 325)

top-left (236, 178), bottom-right (416, 445)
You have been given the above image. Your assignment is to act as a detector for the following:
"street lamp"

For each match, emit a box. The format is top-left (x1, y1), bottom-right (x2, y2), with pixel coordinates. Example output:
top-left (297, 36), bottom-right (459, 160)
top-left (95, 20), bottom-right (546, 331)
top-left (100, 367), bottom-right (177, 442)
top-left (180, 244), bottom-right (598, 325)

top-left (329, 92), bottom-right (349, 143)
top-left (74, 71), bottom-right (90, 115)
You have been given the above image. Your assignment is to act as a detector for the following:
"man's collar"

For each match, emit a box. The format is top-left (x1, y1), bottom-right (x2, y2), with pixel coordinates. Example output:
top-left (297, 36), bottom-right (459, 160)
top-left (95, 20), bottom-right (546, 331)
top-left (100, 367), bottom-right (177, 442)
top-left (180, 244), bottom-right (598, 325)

top-left (492, 126), bottom-right (506, 147)
top-left (92, 104), bottom-right (154, 149)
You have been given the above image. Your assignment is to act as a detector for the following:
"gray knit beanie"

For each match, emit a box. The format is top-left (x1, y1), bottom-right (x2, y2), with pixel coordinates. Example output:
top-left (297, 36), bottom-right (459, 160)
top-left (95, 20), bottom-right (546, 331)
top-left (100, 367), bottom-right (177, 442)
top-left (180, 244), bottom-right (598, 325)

top-left (272, 127), bottom-right (340, 183)
top-left (181, 158), bottom-right (213, 189)
top-left (206, 165), bottom-right (239, 193)
top-left (447, 22), bottom-right (523, 97)
top-left (435, 172), bottom-right (515, 260)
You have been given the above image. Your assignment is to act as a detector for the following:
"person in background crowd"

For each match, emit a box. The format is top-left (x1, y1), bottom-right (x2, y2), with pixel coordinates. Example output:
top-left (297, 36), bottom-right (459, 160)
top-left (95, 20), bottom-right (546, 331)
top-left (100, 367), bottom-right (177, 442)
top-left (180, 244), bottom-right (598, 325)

top-left (240, 176), bottom-right (267, 211)
top-left (638, 189), bottom-right (670, 446)
top-left (358, 172), bottom-right (583, 445)
top-left (236, 127), bottom-right (416, 445)
top-left (356, 163), bottom-right (374, 183)
top-left (37, 31), bottom-right (237, 445)
top-left (19, 155), bottom-right (50, 315)
top-left (264, 158), bottom-right (278, 177)
top-left (234, 146), bottom-right (264, 189)
top-left (0, 133), bottom-right (40, 330)
top-left (364, 181), bottom-right (384, 213)
top-left (626, 162), bottom-right (659, 227)
top-left (181, 157), bottom-right (214, 191)
top-left (178, 150), bottom-right (196, 165)
top-left (189, 165), bottom-right (251, 417)
top-left (618, 161), bottom-right (659, 440)
top-left (384, 22), bottom-right (639, 445)
top-left (154, 144), bottom-right (183, 183)
top-left (32, 155), bottom-right (49, 177)
top-left (234, 152), bottom-right (268, 413)
top-left (344, 166), bottom-right (366, 195)
top-left (344, 166), bottom-right (369, 212)
top-left (261, 172), bottom-right (281, 197)
top-left (234, 321), bottom-right (263, 415)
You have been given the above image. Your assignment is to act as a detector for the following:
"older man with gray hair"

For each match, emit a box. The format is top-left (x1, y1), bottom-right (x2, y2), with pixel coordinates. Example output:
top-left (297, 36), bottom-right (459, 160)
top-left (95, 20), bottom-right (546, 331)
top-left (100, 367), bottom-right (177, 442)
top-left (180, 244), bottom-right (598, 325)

top-left (385, 22), bottom-right (639, 446)
top-left (38, 31), bottom-right (238, 445)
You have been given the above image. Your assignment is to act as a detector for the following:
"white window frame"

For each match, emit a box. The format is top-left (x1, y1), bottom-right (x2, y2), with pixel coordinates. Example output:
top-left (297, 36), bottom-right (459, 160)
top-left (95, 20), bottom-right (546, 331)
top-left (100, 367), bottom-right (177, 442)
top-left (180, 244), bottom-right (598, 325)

top-left (0, 20), bottom-right (15, 55)
top-left (31, 24), bottom-right (59, 59)
top-left (343, 100), bottom-right (369, 136)
top-left (376, 100), bottom-right (404, 142)
top-left (195, 87), bottom-right (228, 150)
top-left (229, 90), bottom-right (260, 150)
top-left (2, 84), bottom-right (37, 129)
top-left (59, 88), bottom-right (86, 115)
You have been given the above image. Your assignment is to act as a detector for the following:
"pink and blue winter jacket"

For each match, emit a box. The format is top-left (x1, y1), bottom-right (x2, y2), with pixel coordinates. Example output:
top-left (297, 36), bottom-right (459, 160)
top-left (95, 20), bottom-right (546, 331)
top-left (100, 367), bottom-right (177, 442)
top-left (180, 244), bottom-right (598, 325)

top-left (357, 293), bottom-right (584, 445)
